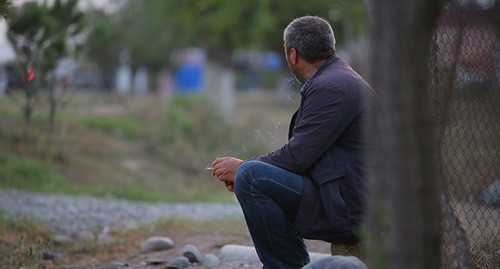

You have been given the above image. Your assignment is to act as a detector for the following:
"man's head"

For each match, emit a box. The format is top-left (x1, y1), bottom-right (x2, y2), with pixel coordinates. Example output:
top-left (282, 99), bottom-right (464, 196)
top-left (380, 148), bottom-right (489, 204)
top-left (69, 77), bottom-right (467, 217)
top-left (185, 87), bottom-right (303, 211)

top-left (283, 16), bottom-right (336, 63)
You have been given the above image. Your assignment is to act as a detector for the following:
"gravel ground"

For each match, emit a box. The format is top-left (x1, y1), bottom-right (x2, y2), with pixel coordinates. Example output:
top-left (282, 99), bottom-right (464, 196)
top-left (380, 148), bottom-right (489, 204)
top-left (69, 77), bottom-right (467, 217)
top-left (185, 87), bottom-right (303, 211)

top-left (0, 190), bottom-right (243, 236)
top-left (0, 190), bottom-right (337, 268)
top-left (0, 190), bottom-right (269, 268)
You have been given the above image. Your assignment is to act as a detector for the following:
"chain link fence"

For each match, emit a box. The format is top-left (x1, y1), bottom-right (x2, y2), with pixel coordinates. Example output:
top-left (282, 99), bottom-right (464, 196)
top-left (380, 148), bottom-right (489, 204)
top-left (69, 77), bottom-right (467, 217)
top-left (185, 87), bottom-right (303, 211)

top-left (430, 1), bottom-right (499, 268)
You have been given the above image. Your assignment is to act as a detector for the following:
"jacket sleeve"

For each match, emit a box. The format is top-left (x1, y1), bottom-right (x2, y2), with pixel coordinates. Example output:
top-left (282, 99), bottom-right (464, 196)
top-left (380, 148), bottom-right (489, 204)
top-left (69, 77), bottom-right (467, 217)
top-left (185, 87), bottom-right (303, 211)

top-left (254, 83), bottom-right (361, 174)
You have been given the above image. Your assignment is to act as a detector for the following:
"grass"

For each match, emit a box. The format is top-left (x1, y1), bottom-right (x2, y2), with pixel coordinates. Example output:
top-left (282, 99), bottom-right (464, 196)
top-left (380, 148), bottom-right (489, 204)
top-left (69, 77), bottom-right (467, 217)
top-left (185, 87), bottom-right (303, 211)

top-left (0, 153), bottom-right (68, 192)
top-left (0, 89), bottom-right (298, 267)
top-left (0, 213), bottom-right (331, 268)
top-left (0, 90), bottom-right (297, 203)
top-left (79, 116), bottom-right (141, 138)
top-left (0, 207), bottom-right (253, 268)
top-left (0, 209), bottom-right (53, 269)
top-left (1, 86), bottom-right (498, 267)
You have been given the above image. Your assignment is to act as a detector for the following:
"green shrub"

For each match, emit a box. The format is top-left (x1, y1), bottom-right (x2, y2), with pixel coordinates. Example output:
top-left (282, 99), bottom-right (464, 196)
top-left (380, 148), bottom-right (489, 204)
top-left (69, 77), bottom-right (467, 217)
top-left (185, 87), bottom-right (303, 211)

top-left (162, 95), bottom-right (265, 177)
top-left (79, 116), bottom-right (141, 138)
top-left (0, 210), bottom-right (52, 269)
top-left (0, 92), bottom-right (288, 203)
top-left (0, 153), bottom-right (68, 192)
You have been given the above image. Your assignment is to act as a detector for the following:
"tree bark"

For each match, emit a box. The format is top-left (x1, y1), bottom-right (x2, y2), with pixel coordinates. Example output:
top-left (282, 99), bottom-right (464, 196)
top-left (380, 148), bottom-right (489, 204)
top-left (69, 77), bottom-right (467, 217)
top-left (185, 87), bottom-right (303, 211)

top-left (22, 88), bottom-right (33, 139)
top-left (366, 0), bottom-right (443, 268)
top-left (48, 84), bottom-right (57, 131)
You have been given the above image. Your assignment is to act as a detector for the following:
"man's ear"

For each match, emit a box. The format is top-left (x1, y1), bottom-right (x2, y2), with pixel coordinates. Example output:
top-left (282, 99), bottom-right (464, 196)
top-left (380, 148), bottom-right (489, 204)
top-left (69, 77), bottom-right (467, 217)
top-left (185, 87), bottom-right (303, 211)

top-left (289, 48), bottom-right (298, 65)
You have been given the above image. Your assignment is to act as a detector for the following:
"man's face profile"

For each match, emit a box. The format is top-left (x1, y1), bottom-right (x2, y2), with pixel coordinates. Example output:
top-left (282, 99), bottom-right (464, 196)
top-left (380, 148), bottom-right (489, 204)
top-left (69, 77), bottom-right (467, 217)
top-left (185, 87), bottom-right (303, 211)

top-left (283, 43), bottom-right (302, 83)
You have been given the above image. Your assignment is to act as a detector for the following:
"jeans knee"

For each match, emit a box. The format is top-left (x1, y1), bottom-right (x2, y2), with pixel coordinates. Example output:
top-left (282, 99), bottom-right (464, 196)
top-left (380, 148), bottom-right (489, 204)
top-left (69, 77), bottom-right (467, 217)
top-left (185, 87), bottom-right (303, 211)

top-left (234, 161), bottom-right (263, 196)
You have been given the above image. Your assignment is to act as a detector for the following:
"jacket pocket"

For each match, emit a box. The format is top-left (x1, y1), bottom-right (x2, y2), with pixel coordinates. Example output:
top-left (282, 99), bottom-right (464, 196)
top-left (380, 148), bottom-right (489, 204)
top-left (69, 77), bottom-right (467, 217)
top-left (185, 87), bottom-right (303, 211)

top-left (316, 165), bottom-right (350, 227)
top-left (294, 165), bottom-right (352, 239)
top-left (314, 165), bottom-right (346, 185)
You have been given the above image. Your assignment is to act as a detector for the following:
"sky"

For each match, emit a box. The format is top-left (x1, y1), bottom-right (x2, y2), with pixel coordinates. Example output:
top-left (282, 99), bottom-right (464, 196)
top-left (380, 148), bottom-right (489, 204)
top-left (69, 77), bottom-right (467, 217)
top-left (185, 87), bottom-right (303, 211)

top-left (0, 22), bottom-right (15, 64)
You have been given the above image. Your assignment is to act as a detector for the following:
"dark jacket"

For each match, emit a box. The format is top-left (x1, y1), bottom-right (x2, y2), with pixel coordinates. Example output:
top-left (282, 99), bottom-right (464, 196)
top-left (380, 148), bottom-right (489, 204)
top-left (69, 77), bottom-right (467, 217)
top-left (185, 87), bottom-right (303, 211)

top-left (255, 54), bottom-right (375, 244)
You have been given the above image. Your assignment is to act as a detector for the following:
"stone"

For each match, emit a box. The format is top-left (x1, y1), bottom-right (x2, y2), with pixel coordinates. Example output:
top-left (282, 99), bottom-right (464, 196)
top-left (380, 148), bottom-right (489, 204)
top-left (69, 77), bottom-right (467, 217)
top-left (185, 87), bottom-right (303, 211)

top-left (309, 252), bottom-right (331, 262)
top-left (202, 254), bottom-right (221, 268)
top-left (41, 251), bottom-right (56, 261)
top-left (218, 244), bottom-right (330, 263)
top-left (76, 230), bottom-right (95, 241)
top-left (302, 256), bottom-right (368, 269)
top-left (140, 236), bottom-right (174, 253)
top-left (166, 256), bottom-right (190, 268)
top-left (110, 262), bottom-right (129, 267)
top-left (52, 234), bottom-right (71, 244)
top-left (218, 244), bottom-right (260, 262)
top-left (182, 244), bottom-right (203, 263)
top-left (145, 260), bottom-right (168, 266)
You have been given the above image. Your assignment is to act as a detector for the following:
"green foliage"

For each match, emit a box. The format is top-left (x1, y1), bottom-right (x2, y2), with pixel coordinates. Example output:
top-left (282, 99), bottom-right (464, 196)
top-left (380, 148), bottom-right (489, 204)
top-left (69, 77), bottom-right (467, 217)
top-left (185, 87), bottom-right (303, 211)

top-left (0, 0), bottom-right (11, 19)
top-left (0, 153), bottom-right (68, 192)
top-left (163, 95), bottom-right (264, 162)
top-left (0, 91), bottom-right (290, 203)
top-left (8, 0), bottom-right (85, 71)
top-left (7, 2), bottom-right (48, 65)
top-left (79, 116), bottom-right (141, 139)
top-left (87, 0), bottom-right (366, 69)
top-left (0, 209), bottom-right (16, 229)
top-left (44, 0), bottom-right (85, 72)
top-left (9, 236), bottom-right (50, 269)
top-left (165, 95), bottom-right (218, 146)
top-left (85, 10), bottom-right (122, 69)
top-left (0, 209), bottom-right (53, 268)
top-left (6, 0), bottom-right (86, 133)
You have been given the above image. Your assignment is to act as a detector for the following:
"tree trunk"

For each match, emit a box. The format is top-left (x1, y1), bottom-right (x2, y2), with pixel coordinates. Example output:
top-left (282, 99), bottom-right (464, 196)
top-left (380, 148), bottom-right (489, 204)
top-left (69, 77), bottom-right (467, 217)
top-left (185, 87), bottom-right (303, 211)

top-left (366, 1), bottom-right (443, 268)
top-left (22, 85), bottom-right (34, 140)
top-left (48, 85), bottom-right (57, 131)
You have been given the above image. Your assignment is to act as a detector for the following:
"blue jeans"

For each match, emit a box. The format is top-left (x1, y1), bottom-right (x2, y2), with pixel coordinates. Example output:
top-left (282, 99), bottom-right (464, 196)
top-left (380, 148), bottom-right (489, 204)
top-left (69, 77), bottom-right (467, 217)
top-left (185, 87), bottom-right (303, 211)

top-left (234, 161), bottom-right (310, 269)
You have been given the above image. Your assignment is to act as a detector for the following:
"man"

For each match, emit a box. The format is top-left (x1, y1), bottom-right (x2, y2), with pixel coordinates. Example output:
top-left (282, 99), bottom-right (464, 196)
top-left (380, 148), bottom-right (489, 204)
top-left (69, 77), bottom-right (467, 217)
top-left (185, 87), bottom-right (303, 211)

top-left (211, 16), bottom-right (374, 268)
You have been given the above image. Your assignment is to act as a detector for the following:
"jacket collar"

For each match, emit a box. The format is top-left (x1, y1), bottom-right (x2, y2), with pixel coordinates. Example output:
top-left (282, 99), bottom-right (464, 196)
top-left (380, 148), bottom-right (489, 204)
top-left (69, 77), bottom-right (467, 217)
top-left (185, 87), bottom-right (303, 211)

top-left (299, 53), bottom-right (339, 95)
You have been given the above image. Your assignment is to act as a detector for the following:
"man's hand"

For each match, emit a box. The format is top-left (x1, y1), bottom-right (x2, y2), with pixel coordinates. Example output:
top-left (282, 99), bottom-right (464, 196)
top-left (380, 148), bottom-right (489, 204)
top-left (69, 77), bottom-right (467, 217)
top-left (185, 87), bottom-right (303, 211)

top-left (223, 181), bottom-right (234, 192)
top-left (211, 157), bottom-right (243, 192)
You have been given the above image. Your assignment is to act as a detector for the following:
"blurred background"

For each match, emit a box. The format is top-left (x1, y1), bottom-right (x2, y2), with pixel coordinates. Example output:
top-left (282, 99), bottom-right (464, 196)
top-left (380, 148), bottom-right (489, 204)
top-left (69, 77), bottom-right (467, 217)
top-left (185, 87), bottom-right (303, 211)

top-left (0, 0), bottom-right (498, 268)
top-left (0, 0), bottom-right (368, 203)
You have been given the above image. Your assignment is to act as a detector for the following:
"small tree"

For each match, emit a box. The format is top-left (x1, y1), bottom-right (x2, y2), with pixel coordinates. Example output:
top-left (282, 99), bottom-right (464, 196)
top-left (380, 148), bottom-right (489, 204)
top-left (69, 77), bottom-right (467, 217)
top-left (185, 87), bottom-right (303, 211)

top-left (0, 0), bottom-right (11, 19)
top-left (7, 0), bottom-right (85, 135)
top-left (43, 0), bottom-right (85, 129)
top-left (7, 2), bottom-right (49, 137)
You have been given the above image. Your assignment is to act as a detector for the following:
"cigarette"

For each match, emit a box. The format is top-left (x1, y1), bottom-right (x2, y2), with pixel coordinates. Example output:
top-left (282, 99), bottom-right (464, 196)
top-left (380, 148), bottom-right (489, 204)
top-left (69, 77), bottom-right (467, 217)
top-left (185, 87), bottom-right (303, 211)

top-left (206, 167), bottom-right (213, 170)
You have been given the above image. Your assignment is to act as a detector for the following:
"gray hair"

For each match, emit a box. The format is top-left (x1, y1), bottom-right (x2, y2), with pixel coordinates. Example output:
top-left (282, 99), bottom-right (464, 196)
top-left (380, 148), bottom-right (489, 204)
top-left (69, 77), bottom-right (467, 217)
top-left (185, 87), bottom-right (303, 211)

top-left (283, 16), bottom-right (336, 62)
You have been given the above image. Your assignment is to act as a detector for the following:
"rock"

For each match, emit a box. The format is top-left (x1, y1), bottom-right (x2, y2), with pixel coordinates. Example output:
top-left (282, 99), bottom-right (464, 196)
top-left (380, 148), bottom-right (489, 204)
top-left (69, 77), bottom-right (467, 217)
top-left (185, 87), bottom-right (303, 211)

top-left (482, 180), bottom-right (500, 206)
top-left (41, 251), bottom-right (56, 261)
top-left (218, 244), bottom-right (330, 264)
top-left (93, 264), bottom-right (126, 269)
top-left (145, 260), bottom-right (168, 266)
top-left (166, 256), bottom-right (190, 268)
top-left (218, 244), bottom-right (260, 262)
top-left (182, 244), bottom-right (203, 263)
top-left (202, 254), bottom-right (221, 268)
top-left (52, 234), bottom-right (71, 244)
top-left (309, 252), bottom-right (331, 262)
top-left (110, 262), bottom-right (128, 267)
top-left (76, 230), bottom-right (95, 241)
top-left (140, 236), bottom-right (174, 253)
top-left (302, 256), bottom-right (368, 269)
